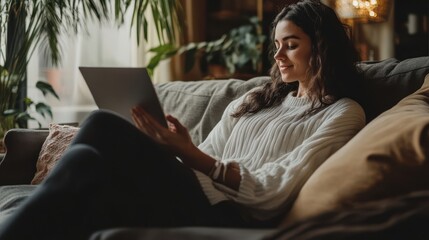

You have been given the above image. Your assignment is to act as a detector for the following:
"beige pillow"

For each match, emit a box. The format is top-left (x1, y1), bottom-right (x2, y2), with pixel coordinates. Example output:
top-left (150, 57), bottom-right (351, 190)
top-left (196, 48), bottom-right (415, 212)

top-left (31, 124), bottom-right (79, 184)
top-left (282, 74), bottom-right (429, 226)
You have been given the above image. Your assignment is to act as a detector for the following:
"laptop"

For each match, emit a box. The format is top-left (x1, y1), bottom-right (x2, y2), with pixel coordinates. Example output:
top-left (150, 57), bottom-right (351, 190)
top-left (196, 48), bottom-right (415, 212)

top-left (79, 67), bottom-right (167, 128)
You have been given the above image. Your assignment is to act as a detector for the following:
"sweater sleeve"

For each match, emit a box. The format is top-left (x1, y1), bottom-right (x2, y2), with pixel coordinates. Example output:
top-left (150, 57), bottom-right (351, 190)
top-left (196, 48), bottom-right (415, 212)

top-left (214, 99), bottom-right (366, 220)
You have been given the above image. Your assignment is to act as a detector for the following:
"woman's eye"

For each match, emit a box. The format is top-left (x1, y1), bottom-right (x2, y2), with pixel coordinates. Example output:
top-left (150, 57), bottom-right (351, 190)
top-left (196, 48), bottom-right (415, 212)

top-left (274, 43), bottom-right (296, 52)
top-left (287, 45), bottom-right (297, 50)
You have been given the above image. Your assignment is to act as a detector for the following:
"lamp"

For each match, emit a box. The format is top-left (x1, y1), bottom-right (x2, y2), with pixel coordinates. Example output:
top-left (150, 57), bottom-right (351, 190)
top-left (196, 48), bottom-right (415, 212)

top-left (334, 0), bottom-right (392, 60)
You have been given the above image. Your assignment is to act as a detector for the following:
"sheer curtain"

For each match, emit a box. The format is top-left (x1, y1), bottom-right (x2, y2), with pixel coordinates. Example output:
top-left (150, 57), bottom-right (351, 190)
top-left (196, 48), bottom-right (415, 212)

top-left (26, 11), bottom-right (172, 128)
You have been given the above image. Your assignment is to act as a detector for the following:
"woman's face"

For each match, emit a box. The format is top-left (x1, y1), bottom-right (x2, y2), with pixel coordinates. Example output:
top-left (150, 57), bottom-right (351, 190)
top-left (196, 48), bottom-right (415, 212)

top-left (274, 20), bottom-right (312, 85)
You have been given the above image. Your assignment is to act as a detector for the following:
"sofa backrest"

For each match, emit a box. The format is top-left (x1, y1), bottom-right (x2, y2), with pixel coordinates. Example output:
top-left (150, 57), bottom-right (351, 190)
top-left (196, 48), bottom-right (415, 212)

top-left (156, 57), bottom-right (429, 146)
top-left (358, 57), bottom-right (429, 122)
top-left (155, 76), bottom-right (269, 145)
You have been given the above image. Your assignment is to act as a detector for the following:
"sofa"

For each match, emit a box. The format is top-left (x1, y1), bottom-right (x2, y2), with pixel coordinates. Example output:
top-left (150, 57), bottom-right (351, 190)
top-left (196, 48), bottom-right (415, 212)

top-left (1, 56), bottom-right (429, 239)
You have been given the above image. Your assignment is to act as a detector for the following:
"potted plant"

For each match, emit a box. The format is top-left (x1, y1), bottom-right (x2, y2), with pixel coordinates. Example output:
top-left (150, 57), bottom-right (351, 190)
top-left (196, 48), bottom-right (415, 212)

top-left (0, 0), bottom-right (184, 150)
top-left (148, 16), bottom-right (266, 79)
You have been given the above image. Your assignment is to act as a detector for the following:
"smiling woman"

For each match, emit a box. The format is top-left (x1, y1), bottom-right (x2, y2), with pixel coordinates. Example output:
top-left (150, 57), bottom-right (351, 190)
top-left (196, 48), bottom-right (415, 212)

top-left (273, 20), bottom-right (312, 95)
top-left (0, 1), bottom-right (367, 239)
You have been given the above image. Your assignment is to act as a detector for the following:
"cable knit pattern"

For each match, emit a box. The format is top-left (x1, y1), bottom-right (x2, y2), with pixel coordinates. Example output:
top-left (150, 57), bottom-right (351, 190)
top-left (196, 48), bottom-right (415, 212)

top-left (31, 124), bottom-right (79, 184)
top-left (196, 90), bottom-right (366, 220)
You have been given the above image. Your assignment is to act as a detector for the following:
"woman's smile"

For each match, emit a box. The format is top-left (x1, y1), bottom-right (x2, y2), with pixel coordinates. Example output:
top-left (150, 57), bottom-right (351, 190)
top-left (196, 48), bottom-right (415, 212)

top-left (278, 64), bottom-right (293, 72)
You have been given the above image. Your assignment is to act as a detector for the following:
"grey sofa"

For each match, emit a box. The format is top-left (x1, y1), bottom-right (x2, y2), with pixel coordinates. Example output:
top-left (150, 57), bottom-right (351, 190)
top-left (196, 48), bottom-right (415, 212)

top-left (1, 57), bottom-right (429, 239)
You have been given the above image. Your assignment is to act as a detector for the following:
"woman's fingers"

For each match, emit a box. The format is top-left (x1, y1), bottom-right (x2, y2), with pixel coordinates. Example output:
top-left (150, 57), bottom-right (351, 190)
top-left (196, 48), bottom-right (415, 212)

top-left (166, 115), bottom-right (188, 135)
top-left (131, 106), bottom-right (171, 144)
top-left (133, 106), bottom-right (165, 129)
top-left (131, 107), bottom-right (196, 156)
top-left (132, 108), bottom-right (157, 134)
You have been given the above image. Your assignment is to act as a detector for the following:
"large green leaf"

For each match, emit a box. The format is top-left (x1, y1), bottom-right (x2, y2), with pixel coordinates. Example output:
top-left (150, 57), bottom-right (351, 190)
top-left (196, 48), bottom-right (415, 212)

top-left (2, 109), bottom-right (18, 117)
top-left (146, 43), bottom-right (178, 76)
top-left (36, 81), bottom-right (60, 99)
top-left (16, 112), bottom-right (40, 128)
top-left (35, 102), bottom-right (53, 119)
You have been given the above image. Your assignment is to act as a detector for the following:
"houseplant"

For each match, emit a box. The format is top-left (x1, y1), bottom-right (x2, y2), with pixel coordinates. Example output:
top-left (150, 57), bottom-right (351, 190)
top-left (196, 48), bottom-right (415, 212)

top-left (147, 16), bottom-right (266, 79)
top-left (0, 0), bottom-right (184, 149)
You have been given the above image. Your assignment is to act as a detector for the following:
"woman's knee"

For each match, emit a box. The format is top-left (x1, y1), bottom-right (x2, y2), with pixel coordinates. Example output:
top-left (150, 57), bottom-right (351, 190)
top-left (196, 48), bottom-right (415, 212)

top-left (56, 144), bottom-right (102, 167)
top-left (74, 110), bottom-right (139, 144)
top-left (82, 110), bottom-right (130, 129)
top-left (44, 144), bottom-right (107, 185)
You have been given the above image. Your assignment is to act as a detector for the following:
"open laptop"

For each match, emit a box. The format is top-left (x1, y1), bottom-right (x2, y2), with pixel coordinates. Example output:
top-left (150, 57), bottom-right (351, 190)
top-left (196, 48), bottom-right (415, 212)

top-left (79, 67), bottom-right (167, 128)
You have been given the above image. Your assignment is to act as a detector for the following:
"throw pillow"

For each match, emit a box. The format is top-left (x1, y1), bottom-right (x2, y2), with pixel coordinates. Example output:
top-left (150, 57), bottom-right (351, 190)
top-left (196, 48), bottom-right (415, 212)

top-left (31, 124), bottom-right (79, 184)
top-left (282, 73), bottom-right (429, 226)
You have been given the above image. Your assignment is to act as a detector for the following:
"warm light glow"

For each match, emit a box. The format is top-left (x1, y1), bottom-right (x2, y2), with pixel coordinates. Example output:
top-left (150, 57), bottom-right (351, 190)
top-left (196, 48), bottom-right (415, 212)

top-left (335, 0), bottom-right (391, 22)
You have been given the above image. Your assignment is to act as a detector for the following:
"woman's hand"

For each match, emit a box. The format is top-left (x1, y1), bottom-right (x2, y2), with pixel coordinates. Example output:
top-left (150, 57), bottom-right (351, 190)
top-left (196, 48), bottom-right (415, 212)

top-left (131, 106), bottom-right (194, 156)
top-left (131, 105), bottom-right (241, 190)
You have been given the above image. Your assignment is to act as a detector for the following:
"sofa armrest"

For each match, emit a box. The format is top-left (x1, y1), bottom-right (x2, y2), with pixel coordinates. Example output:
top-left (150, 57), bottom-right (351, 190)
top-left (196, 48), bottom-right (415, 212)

top-left (0, 129), bottom-right (49, 186)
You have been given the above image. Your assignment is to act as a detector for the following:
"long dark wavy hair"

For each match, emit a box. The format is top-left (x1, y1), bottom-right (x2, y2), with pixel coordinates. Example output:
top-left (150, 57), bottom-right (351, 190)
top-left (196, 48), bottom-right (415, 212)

top-left (232, 0), bottom-right (362, 118)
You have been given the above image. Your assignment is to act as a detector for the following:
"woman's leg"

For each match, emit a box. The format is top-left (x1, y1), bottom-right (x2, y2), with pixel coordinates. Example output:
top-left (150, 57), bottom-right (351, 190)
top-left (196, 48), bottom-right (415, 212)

top-left (0, 144), bottom-right (109, 240)
top-left (67, 110), bottom-right (225, 226)
top-left (0, 110), bottom-right (245, 240)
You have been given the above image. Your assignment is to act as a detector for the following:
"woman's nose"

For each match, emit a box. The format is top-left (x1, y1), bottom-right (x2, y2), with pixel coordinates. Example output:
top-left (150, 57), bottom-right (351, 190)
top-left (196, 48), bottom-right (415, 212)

top-left (274, 48), bottom-right (285, 61)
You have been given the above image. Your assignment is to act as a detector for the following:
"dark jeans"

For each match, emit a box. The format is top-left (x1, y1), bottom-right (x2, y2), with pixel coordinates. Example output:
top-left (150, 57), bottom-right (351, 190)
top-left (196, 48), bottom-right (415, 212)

top-left (0, 110), bottom-right (246, 240)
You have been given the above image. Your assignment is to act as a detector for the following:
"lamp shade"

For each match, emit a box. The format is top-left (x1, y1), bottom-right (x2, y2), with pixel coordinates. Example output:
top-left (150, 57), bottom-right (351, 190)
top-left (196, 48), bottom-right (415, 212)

top-left (335, 0), bottom-right (392, 23)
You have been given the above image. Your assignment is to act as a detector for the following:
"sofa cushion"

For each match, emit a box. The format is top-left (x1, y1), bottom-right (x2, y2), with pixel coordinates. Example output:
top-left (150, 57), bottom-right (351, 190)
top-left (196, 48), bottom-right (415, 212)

top-left (155, 76), bottom-right (270, 145)
top-left (0, 185), bottom-right (37, 225)
top-left (276, 190), bottom-right (429, 239)
top-left (283, 73), bottom-right (429, 224)
top-left (358, 57), bottom-right (429, 122)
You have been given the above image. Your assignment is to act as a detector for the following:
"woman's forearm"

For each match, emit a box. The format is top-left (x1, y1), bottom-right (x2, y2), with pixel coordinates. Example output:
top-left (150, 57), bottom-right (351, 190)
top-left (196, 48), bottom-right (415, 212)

top-left (178, 145), bottom-right (241, 191)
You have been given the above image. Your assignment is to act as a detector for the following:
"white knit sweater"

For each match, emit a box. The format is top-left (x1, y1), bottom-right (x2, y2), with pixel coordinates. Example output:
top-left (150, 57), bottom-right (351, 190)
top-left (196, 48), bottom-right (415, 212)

top-left (195, 90), bottom-right (365, 220)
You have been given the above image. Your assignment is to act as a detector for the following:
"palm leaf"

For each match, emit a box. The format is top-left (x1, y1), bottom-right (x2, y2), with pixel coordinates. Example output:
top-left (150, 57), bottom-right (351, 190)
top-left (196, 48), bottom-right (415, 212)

top-left (124, 0), bottom-right (183, 46)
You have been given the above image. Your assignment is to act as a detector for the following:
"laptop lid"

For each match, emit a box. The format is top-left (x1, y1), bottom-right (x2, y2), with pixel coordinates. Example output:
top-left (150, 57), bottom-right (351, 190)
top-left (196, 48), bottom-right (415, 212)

top-left (79, 67), bottom-right (167, 128)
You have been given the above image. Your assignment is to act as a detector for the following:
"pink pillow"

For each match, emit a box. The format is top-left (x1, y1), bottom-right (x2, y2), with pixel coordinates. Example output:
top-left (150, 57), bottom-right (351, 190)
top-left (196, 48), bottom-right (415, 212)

top-left (31, 124), bottom-right (79, 184)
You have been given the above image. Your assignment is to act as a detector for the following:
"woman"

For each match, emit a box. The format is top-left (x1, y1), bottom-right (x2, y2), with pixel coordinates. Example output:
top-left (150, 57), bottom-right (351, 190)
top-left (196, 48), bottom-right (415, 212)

top-left (0, 0), bottom-right (365, 239)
